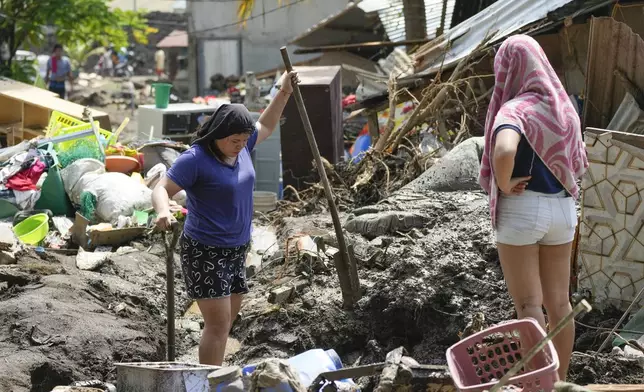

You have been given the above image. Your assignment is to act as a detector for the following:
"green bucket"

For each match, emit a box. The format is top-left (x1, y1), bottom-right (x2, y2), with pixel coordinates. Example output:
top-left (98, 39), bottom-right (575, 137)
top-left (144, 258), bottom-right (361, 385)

top-left (152, 83), bottom-right (172, 109)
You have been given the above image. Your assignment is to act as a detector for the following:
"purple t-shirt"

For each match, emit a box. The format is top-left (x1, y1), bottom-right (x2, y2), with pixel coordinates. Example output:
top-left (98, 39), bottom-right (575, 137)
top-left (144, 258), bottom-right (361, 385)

top-left (167, 130), bottom-right (258, 247)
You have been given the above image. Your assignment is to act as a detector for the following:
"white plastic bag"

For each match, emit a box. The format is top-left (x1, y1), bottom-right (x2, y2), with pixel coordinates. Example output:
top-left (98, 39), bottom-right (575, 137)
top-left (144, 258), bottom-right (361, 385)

top-left (61, 159), bottom-right (153, 223)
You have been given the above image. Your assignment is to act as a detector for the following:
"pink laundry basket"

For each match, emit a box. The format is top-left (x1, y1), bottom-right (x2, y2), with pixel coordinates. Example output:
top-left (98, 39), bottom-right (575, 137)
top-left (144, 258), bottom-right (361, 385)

top-left (446, 319), bottom-right (559, 392)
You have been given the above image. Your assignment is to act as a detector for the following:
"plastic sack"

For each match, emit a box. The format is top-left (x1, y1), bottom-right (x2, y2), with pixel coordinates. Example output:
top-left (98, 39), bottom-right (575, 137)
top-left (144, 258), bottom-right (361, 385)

top-left (60, 159), bottom-right (106, 203)
top-left (61, 159), bottom-right (153, 223)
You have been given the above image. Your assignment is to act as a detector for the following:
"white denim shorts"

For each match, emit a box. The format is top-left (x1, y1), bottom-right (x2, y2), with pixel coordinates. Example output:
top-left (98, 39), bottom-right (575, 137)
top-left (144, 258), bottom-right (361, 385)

top-left (495, 190), bottom-right (577, 246)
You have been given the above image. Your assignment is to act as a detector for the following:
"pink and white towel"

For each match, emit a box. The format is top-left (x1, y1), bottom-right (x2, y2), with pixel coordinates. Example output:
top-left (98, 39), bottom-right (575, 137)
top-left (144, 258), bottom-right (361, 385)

top-left (478, 34), bottom-right (588, 228)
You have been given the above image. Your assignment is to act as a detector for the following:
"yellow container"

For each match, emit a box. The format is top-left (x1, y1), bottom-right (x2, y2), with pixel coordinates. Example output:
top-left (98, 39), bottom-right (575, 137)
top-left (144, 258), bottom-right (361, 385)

top-left (47, 111), bottom-right (112, 152)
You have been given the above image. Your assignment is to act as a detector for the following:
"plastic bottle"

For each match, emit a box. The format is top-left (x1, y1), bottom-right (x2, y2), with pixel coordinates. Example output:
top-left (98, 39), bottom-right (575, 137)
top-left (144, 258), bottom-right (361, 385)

top-left (242, 349), bottom-right (356, 391)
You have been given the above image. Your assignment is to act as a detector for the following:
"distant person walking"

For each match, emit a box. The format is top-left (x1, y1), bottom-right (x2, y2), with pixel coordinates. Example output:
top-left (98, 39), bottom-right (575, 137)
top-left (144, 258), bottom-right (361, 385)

top-left (478, 35), bottom-right (588, 381)
top-left (45, 44), bottom-right (73, 99)
top-left (155, 48), bottom-right (166, 79)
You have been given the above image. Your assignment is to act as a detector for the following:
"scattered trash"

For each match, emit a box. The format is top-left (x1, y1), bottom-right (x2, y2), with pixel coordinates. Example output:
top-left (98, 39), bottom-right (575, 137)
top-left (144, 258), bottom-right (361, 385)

top-left (76, 247), bottom-right (111, 271)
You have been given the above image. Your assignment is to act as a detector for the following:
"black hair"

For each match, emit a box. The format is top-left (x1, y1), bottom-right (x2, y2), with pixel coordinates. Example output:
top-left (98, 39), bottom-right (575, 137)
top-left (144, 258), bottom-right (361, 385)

top-left (53, 44), bottom-right (63, 52)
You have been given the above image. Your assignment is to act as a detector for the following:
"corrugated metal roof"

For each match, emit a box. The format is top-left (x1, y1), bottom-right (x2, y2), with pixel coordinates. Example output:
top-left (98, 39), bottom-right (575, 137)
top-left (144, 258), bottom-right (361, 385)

top-left (291, 0), bottom-right (457, 48)
top-left (583, 17), bottom-right (644, 130)
top-left (357, 0), bottom-right (457, 42)
top-left (416, 0), bottom-right (578, 74)
top-left (289, 3), bottom-right (385, 48)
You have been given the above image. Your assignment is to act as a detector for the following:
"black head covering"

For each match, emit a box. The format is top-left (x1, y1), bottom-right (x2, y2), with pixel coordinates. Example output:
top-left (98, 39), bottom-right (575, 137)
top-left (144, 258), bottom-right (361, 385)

top-left (191, 103), bottom-right (255, 146)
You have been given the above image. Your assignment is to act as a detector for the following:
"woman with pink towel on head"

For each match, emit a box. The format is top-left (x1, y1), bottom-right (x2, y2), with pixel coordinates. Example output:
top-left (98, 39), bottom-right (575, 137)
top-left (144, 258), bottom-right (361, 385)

top-left (479, 35), bottom-right (589, 380)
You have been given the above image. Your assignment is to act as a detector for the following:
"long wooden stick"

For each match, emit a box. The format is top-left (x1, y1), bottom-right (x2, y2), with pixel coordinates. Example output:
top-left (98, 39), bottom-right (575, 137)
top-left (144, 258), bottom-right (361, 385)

top-left (596, 286), bottom-right (644, 355)
top-left (280, 47), bottom-right (359, 308)
top-left (489, 300), bottom-right (593, 392)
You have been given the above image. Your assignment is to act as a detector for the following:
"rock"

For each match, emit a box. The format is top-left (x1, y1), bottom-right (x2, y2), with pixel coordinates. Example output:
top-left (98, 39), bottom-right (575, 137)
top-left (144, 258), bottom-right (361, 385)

top-left (246, 251), bottom-right (262, 279)
top-left (0, 222), bottom-right (18, 252)
top-left (623, 345), bottom-right (644, 359)
top-left (116, 246), bottom-right (137, 256)
top-left (370, 237), bottom-right (384, 247)
top-left (269, 332), bottom-right (299, 346)
top-left (611, 346), bottom-right (624, 356)
top-left (402, 136), bottom-right (484, 193)
top-left (176, 318), bottom-right (201, 333)
top-left (344, 211), bottom-right (427, 238)
top-left (51, 387), bottom-right (104, 392)
top-left (76, 248), bottom-right (111, 271)
top-left (268, 280), bottom-right (309, 305)
top-left (0, 250), bottom-right (17, 265)
top-left (131, 242), bottom-right (147, 251)
top-left (0, 266), bottom-right (33, 286)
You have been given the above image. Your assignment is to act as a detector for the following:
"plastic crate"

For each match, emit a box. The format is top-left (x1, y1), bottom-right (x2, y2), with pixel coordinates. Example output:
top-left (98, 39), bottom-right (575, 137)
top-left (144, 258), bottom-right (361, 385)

top-left (47, 111), bottom-right (112, 152)
top-left (446, 319), bottom-right (559, 392)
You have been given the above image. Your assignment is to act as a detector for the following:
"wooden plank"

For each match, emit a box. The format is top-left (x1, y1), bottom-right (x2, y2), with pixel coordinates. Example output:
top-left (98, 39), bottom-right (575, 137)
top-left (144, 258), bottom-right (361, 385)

top-left (0, 78), bottom-right (58, 97)
top-left (0, 86), bottom-right (111, 130)
top-left (0, 95), bottom-right (23, 125)
top-left (23, 103), bottom-right (50, 129)
top-left (585, 386), bottom-right (644, 392)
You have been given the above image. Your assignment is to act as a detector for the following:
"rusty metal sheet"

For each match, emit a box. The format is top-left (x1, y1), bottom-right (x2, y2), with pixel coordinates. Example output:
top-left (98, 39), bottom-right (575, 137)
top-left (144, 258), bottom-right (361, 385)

top-left (583, 17), bottom-right (644, 130)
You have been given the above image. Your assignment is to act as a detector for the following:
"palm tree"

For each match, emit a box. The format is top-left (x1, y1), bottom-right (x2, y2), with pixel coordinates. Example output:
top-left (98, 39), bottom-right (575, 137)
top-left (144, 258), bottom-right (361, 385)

top-left (236, 0), bottom-right (289, 26)
top-left (237, 0), bottom-right (256, 26)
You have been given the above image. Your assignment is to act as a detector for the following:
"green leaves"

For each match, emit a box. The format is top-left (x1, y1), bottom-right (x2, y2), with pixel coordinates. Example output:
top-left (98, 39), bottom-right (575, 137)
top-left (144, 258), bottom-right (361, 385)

top-left (1, 0), bottom-right (151, 59)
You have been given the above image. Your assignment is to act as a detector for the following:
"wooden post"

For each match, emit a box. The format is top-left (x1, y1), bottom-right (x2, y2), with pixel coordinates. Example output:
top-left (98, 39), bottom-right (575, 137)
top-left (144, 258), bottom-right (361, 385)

top-left (367, 111), bottom-right (380, 141)
top-left (280, 47), bottom-right (359, 308)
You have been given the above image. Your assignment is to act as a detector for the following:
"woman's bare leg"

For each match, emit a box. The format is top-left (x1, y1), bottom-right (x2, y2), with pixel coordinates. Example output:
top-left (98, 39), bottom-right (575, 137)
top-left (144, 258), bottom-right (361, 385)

top-left (539, 242), bottom-right (574, 381)
top-left (497, 243), bottom-right (546, 328)
top-left (197, 297), bottom-right (232, 365)
top-left (230, 293), bottom-right (244, 329)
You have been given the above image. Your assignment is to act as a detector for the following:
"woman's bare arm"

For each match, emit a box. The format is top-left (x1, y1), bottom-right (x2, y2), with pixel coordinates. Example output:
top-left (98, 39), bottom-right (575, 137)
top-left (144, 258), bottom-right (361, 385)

top-left (493, 128), bottom-right (521, 191)
top-left (152, 175), bottom-right (183, 215)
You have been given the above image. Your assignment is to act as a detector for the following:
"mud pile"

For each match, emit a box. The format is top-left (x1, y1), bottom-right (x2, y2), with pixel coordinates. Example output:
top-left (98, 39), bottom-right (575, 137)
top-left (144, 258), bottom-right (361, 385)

top-left (0, 242), bottom-right (190, 392)
top-left (233, 187), bottom-right (643, 388)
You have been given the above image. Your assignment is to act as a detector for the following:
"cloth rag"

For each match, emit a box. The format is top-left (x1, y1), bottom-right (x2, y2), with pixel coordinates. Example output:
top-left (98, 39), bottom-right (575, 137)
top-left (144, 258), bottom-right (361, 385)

top-left (247, 359), bottom-right (306, 392)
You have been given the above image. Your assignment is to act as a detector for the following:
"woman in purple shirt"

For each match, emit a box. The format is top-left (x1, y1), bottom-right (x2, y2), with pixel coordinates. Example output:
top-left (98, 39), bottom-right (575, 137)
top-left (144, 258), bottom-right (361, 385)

top-left (152, 71), bottom-right (298, 365)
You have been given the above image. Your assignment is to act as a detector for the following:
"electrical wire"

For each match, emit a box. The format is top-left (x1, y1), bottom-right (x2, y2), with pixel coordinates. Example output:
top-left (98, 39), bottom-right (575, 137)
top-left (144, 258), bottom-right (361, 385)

top-left (182, 0), bottom-right (307, 36)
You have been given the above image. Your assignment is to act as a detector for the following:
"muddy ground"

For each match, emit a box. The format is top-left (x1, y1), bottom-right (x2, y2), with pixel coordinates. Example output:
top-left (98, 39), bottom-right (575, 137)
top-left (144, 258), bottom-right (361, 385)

top-left (0, 117), bottom-right (642, 391)
top-left (231, 188), bottom-right (643, 388)
top-left (0, 240), bottom-right (192, 392)
top-left (0, 186), bottom-right (642, 391)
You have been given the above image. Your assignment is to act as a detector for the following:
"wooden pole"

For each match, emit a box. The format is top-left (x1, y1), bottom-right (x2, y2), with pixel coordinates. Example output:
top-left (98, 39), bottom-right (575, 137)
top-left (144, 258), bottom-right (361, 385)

top-left (280, 46), bottom-right (359, 308)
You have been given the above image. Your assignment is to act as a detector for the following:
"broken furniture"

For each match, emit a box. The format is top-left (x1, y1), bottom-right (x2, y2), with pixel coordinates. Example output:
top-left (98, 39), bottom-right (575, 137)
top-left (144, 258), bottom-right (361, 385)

top-left (0, 78), bottom-right (110, 147)
top-left (280, 65), bottom-right (343, 190)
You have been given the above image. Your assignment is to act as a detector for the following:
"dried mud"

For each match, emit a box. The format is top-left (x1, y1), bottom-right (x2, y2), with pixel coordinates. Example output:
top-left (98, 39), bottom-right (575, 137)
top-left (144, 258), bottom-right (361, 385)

top-left (1, 184), bottom-right (642, 390)
top-left (0, 243), bottom-right (190, 392)
top-left (233, 188), bottom-right (643, 388)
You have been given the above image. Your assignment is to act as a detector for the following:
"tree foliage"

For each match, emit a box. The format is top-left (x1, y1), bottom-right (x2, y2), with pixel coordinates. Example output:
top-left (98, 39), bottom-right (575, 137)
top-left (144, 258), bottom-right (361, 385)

top-left (0, 0), bottom-right (150, 76)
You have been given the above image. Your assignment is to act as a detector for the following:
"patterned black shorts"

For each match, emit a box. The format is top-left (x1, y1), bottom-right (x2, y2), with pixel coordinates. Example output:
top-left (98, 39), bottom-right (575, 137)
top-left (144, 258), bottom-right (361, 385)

top-left (180, 233), bottom-right (251, 299)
